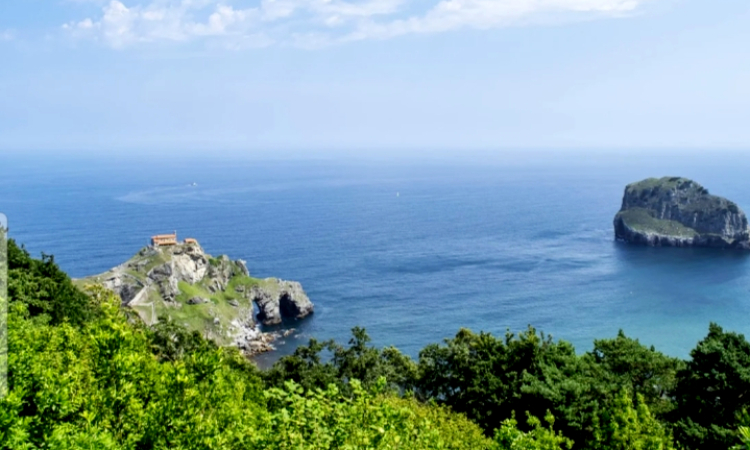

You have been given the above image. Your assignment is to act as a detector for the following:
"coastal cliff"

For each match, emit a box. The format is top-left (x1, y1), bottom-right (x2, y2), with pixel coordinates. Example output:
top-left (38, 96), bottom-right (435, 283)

top-left (614, 177), bottom-right (750, 249)
top-left (76, 240), bottom-right (313, 355)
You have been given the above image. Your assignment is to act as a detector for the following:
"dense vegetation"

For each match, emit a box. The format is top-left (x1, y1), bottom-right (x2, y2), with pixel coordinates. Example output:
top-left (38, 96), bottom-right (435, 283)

top-left (3, 239), bottom-right (750, 449)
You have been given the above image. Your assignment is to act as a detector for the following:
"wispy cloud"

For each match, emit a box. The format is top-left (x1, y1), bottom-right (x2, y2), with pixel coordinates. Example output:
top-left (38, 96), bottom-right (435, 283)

top-left (63, 0), bottom-right (656, 48)
top-left (0, 30), bottom-right (14, 42)
top-left (63, 1), bottom-right (258, 48)
top-left (345, 0), bottom-right (644, 40)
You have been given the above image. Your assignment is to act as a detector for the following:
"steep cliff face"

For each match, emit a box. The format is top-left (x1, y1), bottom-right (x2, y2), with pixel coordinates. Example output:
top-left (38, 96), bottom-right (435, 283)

top-left (76, 241), bottom-right (314, 355)
top-left (614, 177), bottom-right (750, 248)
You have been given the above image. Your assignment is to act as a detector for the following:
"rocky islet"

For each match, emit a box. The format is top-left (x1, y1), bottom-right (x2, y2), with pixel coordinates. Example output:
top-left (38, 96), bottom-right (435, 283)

top-left (76, 240), bottom-right (314, 356)
top-left (614, 176), bottom-right (750, 249)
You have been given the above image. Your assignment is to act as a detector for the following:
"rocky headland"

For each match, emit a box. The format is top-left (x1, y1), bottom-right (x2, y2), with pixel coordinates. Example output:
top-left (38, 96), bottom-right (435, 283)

top-left (614, 176), bottom-right (750, 249)
top-left (75, 240), bottom-right (314, 356)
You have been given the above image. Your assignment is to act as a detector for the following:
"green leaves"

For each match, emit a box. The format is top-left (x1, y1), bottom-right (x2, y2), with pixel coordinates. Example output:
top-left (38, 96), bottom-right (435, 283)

top-left (7, 239), bottom-right (97, 326)
top-left (495, 412), bottom-right (574, 450)
top-left (415, 326), bottom-right (682, 450)
top-left (262, 378), bottom-right (493, 449)
top-left (586, 330), bottom-right (683, 419)
top-left (592, 390), bottom-right (674, 450)
top-left (672, 323), bottom-right (750, 449)
top-left (264, 327), bottom-right (417, 396)
top-left (1, 292), bottom-right (267, 450)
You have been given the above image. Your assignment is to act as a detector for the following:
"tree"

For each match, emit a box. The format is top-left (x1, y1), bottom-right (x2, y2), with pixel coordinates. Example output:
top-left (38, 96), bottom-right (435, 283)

top-left (263, 326), bottom-right (417, 395)
top-left (417, 326), bottom-right (586, 437)
top-left (417, 327), bottom-right (682, 449)
top-left (332, 326), bottom-right (417, 391)
top-left (592, 390), bottom-right (674, 450)
top-left (672, 323), bottom-right (750, 449)
top-left (585, 330), bottom-right (682, 418)
top-left (7, 239), bottom-right (95, 325)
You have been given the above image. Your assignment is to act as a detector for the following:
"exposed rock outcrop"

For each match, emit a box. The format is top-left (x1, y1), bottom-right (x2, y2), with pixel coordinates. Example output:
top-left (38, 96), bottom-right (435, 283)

top-left (188, 296), bottom-right (208, 305)
top-left (101, 273), bottom-right (144, 305)
top-left (614, 177), bottom-right (750, 249)
top-left (251, 280), bottom-right (315, 326)
top-left (172, 245), bottom-right (209, 283)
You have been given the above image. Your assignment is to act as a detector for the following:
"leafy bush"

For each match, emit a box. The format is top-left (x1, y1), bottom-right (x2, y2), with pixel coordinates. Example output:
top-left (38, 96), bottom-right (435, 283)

top-left (1, 291), bottom-right (268, 449)
top-left (261, 378), bottom-right (493, 449)
top-left (7, 239), bottom-right (96, 325)
top-left (592, 390), bottom-right (674, 450)
top-left (494, 412), bottom-right (573, 450)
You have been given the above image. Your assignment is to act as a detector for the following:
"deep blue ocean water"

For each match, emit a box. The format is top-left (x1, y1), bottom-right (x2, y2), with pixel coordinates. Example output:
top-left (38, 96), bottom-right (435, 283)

top-left (3, 151), bottom-right (750, 365)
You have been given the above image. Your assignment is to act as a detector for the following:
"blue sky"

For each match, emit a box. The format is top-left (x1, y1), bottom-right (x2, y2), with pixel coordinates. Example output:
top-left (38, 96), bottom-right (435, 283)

top-left (1, 0), bottom-right (749, 154)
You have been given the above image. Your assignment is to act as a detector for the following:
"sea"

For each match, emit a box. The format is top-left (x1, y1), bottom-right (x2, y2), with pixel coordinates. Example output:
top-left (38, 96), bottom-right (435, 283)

top-left (3, 150), bottom-right (750, 366)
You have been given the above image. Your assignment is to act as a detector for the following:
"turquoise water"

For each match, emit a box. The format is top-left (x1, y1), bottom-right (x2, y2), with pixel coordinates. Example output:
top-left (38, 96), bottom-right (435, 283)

top-left (2, 151), bottom-right (750, 364)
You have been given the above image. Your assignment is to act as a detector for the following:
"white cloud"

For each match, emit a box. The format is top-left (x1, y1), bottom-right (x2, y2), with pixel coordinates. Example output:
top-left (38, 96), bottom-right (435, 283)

top-left (259, 0), bottom-right (404, 21)
top-left (63, 0), bottom-right (656, 48)
top-left (62, 1), bottom-right (259, 47)
top-left (345, 0), bottom-right (644, 40)
top-left (189, 5), bottom-right (256, 36)
top-left (0, 30), bottom-right (14, 41)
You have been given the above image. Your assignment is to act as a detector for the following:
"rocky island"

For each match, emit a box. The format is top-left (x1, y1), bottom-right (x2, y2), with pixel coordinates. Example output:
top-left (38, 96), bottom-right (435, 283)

top-left (614, 177), bottom-right (750, 249)
top-left (75, 234), bottom-right (313, 355)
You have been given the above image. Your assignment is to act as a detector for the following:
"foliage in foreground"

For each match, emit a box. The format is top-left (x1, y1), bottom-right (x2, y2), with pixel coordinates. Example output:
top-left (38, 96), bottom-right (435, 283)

top-left (273, 324), bottom-right (683, 449)
top-left (671, 323), bottom-right (750, 449)
top-left (7, 239), bottom-right (95, 325)
top-left (412, 326), bottom-right (684, 449)
top-left (263, 379), bottom-right (492, 449)
top-left (591, 390), bottom-right (674, 450)
top-left (1, 288), bottom-right (497, 449)
top-left (494, 412), bottom-right (573, 450)
top-left (5, 239), bottom-right (750, 450)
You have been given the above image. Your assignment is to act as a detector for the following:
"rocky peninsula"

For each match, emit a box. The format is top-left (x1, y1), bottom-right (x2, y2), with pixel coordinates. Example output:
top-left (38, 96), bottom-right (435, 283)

top-left (614, 177), bottom-right (750, 249)
top-left (76, 239), bottom-right (314, 356)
